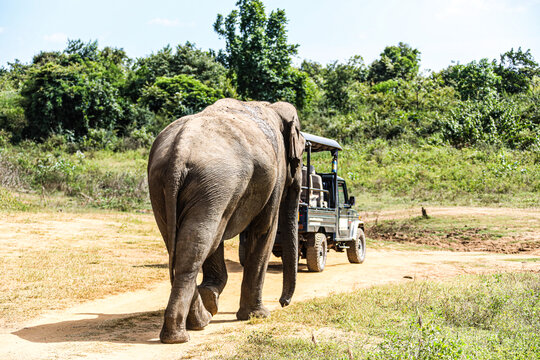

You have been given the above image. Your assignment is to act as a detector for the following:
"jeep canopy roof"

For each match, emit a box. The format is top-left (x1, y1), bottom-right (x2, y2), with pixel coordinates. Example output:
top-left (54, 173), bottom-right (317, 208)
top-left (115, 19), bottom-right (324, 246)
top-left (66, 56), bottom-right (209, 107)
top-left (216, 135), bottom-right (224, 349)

top-left (301, 132), bottom-right (342, 152)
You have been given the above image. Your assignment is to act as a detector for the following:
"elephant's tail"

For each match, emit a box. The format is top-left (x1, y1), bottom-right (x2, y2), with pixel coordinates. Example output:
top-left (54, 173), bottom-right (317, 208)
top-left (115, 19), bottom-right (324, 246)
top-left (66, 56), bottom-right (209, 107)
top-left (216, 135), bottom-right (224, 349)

top-left (164, 156), bottom-right (188, 285)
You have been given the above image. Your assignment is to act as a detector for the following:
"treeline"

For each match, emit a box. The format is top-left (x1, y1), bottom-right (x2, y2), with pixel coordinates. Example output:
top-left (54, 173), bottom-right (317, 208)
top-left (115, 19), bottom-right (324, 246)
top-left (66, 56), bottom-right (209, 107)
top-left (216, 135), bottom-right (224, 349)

top-left (0, 0), bottom-right (539, 151)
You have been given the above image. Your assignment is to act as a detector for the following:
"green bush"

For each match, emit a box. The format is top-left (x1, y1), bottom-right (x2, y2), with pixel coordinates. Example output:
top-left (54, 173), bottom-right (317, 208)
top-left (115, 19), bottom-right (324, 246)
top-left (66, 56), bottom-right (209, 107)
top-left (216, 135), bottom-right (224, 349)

top-left (20, 62), bottom-right (123, 140)
top-left (139, 74), bottom-right (222, 120)
top-left (440, 95), bottom-right (539, 149)
top-left (79, 128), bottom-right (121, 151)
top-left (0, 90), bottom-right (26, 141)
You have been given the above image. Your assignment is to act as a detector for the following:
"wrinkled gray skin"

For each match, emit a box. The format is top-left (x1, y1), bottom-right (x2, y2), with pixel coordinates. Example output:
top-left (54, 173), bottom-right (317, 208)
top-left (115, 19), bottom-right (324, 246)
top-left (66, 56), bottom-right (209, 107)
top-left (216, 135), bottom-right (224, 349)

top-left (148, 99), bottom-right (304, 344)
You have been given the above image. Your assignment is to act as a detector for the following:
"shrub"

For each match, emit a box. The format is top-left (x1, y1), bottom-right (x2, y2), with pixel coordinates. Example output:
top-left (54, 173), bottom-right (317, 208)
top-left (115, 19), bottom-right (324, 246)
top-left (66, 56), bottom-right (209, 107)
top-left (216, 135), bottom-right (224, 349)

top-left (441, 95), bottom-right (539, 149)
top-left (20, 63), bottom-right (123, 140)
top-left (139, 74), bottom-right (222, 121)
top-left (79, 128), bottom-right (120, 151)
top-left (0, 90), bottom-right (27, 141)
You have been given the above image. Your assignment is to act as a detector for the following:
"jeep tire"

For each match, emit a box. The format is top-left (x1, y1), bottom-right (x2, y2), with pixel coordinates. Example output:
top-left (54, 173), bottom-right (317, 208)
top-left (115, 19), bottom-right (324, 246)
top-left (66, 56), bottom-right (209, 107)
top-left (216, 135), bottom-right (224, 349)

top-left (347, 227), bottom-right (366, 264)
top-left (306, 232), bottom-right (327, 272)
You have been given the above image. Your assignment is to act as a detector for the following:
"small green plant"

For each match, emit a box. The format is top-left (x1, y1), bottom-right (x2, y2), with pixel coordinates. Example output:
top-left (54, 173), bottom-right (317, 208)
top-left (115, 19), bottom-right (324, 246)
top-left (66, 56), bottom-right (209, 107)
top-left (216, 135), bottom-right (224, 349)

top-left (368, 320), bottom-right (465, 360)
top-left (80, 128), bottom-right (121, 151)
top-left (0, 186), bottom-right (29, 211)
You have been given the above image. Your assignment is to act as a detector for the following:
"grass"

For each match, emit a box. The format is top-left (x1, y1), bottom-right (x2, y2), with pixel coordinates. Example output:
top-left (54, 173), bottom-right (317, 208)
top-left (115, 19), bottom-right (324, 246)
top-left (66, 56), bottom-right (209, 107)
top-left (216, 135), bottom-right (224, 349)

top-left (207, 272), bottom-right (540, 359)
top-left (0, 144), bottom-right (149, 212)
top-left (0, 210), bottom-right (167, 326)
top-left (310, 140), bottom-right (540, 210)
top-left (504, 258), bottom-right (540, 263)
top-left (2, 139), bottom-right (539, 212)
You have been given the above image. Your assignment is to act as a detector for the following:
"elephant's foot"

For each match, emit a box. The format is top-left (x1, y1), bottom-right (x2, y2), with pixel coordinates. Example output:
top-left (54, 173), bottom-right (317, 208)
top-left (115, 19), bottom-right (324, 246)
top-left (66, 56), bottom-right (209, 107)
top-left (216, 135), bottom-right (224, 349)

top-left (186, 291), bottom-right (213, 330)
top-left (236, 305), bottom-right (270, 321)
top-left (198, 285), bottom-right (219, 316)
top-left (160, 323), bottom-right (189, 344)
top-left (186, 307), bottom-right (212, 330)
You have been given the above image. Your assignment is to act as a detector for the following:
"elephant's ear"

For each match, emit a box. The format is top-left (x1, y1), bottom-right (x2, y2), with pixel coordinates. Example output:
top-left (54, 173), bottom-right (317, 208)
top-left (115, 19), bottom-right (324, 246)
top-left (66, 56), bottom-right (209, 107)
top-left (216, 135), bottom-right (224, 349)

top-left (288, 120), bottom-right (304, 164)
top-left (269, 102), bottom-right (305, 165)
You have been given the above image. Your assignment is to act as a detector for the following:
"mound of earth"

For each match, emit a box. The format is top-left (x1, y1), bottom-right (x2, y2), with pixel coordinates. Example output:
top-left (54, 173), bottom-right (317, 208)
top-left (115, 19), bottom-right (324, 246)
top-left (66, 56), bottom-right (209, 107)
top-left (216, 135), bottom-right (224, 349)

top-left (367, 222), bottom-right (538, 254)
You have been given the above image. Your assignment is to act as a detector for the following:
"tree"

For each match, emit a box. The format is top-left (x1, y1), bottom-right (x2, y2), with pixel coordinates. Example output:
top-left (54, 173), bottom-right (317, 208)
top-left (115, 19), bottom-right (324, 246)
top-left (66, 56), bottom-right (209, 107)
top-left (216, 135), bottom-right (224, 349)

top-left (440, 59), bottom-right (501, 100)
top-left (214, 0), bottom-right (310, 109)
top-left (322, 55), bottom-right (368, 111)
top-left (1, 60), bottom-right (30, 90)
top-left (64, 39), bottom-right (100, 62)
top-left (0, 90), bottom-right (26, 141)
top-left (368, 42), bottom-right (421, 83)
top-left (125, 42), bottom-right (227, 101)
top-left (495, 47), bottom-right (539, 94)
top-left (20, 62), bottom-right (122, 140)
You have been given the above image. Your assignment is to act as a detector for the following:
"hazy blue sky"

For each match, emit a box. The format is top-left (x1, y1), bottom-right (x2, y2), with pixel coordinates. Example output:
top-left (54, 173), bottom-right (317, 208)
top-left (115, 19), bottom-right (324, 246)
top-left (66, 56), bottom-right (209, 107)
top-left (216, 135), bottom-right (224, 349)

top-left (1, 0), bottom-right (539, 71)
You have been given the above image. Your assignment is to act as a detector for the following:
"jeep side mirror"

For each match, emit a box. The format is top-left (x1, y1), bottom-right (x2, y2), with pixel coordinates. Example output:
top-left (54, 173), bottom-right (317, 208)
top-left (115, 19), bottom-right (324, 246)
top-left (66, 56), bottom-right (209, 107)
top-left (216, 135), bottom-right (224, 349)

top-left (349, 196), bottom-right (355, 206)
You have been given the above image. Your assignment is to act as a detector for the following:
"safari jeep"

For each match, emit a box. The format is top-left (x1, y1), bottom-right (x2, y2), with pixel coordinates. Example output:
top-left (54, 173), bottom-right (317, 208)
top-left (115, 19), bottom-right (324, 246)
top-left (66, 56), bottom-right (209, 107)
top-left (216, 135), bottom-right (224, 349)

top-left (240, 132), bottom-right (366, 272)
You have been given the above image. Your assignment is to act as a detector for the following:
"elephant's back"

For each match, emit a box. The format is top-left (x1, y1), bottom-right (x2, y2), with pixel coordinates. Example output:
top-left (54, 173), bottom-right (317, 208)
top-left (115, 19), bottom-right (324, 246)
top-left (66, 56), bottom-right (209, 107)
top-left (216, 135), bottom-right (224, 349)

top-left (148, 99), bottom-right (288, 240)
top-left (184, 102), bottom-right (284, 168)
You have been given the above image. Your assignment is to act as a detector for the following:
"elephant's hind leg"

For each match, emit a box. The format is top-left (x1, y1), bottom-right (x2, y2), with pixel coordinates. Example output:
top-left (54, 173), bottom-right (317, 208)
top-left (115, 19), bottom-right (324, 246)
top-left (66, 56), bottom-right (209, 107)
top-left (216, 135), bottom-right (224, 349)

top-left (198, 241), bottom-right (228, 316)
top-left (160, 222), bottom-right (215, 343)
top-left (186, 291), bottom-right (212, 330)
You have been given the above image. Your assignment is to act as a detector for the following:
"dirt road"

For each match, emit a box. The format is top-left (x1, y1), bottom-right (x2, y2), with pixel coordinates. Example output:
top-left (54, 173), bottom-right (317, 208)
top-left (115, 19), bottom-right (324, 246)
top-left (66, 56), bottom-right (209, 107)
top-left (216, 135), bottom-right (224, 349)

top-left (1, 245), bottom-right (537, 360)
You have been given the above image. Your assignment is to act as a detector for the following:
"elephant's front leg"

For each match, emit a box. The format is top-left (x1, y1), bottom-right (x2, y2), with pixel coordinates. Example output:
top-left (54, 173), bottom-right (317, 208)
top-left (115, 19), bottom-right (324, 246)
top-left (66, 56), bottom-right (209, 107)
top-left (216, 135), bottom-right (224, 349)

top-left (236, 217), bottom-right (279, 320)
top-left (198, 241), bottom-right (228, 316)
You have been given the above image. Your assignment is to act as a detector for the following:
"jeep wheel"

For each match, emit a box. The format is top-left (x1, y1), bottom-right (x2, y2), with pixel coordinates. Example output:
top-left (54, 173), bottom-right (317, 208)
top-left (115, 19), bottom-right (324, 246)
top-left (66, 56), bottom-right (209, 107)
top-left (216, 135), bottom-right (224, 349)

top-left (347, 227), bottom-right (366, 264)
top-left (306, 233), bottom-right (327, 272)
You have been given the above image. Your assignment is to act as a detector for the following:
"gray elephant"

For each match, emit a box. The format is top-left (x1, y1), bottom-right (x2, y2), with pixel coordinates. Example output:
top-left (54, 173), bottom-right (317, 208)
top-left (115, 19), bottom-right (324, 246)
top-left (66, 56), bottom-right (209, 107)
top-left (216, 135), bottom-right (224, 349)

top-left (147, 98), bottom-right (304, 343)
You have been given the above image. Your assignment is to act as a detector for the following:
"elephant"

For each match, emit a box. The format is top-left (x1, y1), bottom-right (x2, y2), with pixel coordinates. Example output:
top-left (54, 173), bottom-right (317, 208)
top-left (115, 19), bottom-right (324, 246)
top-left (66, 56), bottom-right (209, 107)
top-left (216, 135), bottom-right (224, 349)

top-left (147, 98), bottom-right (305, 343)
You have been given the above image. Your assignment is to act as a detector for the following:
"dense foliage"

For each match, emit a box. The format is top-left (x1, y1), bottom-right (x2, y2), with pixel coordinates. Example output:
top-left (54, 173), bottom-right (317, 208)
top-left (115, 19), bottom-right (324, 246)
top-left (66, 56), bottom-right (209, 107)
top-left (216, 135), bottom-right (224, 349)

top-left (1, 0), bottom-right (538, 151)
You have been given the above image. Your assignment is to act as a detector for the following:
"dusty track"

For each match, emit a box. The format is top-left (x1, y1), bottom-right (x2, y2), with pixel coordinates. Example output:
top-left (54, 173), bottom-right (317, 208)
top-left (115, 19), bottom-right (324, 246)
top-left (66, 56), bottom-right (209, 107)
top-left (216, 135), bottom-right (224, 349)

top-left (1, 206), bottom-right (539, 359)
top-left (2, 248), bottom-right (538, 359)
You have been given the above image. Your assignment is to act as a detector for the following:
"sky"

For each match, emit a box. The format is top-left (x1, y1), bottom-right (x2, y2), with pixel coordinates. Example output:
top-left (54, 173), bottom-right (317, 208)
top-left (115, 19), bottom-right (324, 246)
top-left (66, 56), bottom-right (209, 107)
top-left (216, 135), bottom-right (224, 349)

top-left (1, 0), bottom-right (539, 72)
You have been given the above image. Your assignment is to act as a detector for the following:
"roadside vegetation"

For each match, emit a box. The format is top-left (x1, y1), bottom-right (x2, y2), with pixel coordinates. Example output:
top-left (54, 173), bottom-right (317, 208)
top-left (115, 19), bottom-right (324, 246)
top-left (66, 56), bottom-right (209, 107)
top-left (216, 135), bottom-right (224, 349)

top-left (0, 1), bottom-right (538, 213)
top-left (206, 273), bottom-right (540, 359)
top-left (1, 137), bottom-right (538, 212)
top-left (0, 138), bottom-right (148, 211)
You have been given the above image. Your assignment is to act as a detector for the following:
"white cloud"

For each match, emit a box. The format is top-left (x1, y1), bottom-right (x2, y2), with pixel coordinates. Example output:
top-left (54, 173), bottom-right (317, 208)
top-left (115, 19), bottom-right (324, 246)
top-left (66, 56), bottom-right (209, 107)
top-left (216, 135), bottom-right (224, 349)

top-left (437, 0), bottom-right (527, 18)
top-left (147, 18), bottom-right (195, 28)
top-left (0, 27), bottom-right (4, 34)
top-left (148, 18), bottom-right (180, 27)
top-left (43, 32), bottom-right (68, 43)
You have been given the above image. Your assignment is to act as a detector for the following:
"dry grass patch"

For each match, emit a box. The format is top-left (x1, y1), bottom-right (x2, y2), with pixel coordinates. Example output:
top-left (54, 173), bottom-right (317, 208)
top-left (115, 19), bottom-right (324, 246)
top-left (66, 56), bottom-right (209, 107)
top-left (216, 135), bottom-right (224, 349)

top-left (0, 210), bottom-right (167, 327)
